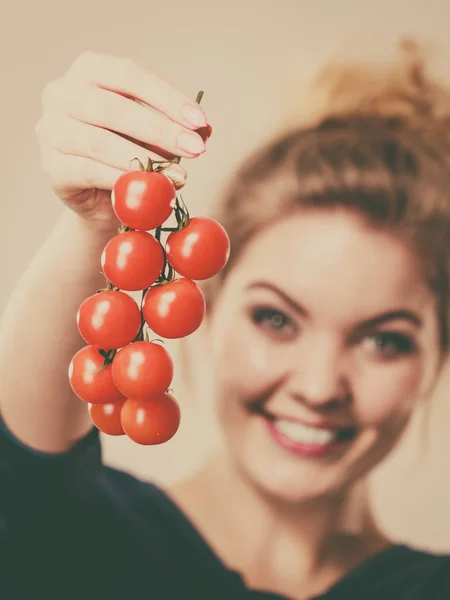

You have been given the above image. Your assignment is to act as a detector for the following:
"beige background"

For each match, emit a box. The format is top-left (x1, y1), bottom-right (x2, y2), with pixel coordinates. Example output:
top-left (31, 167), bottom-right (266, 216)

top-left (2, 0), bottom-right (450, 551)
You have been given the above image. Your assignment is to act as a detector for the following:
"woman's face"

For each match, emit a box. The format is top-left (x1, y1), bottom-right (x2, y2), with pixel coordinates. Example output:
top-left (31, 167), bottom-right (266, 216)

top-left (207, 208), bottom-right (441, 502)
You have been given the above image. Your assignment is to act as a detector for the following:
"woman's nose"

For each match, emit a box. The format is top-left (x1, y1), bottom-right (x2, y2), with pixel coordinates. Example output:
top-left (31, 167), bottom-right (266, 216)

top-left (286, 339), bottom-right (351, 409)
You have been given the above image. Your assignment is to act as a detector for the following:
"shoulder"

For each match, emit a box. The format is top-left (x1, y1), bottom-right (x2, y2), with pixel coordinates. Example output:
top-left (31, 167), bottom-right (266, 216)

top-left (390, 545), bottom-right (450, 599)
top-left (98, 464), bottom-right (182, 531)
top-left (338, 544), bottom-right (450, 599)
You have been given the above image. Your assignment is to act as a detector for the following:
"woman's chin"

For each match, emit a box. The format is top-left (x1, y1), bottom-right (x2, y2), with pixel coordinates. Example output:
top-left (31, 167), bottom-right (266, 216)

top-left (229, 417), bottom-right (357, 504)
top-left (245, 461), bottom-right (343, 505)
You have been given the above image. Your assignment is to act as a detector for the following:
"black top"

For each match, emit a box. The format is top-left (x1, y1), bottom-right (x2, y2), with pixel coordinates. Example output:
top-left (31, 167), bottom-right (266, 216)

top-left (1, 416), bottom-right (449, 600)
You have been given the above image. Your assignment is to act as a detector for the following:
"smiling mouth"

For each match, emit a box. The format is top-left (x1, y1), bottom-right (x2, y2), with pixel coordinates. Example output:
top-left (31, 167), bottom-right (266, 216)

top-left (250, 405), bottom-right (357, 455)
top-left (271, 418), bottom-right (356, 445)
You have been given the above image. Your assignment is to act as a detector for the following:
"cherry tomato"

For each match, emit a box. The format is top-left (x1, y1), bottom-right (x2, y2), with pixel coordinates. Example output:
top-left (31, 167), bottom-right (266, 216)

top-left (89, 400), bottom-right (126, 435)
top-left (142, 278), bottom-right (205, 339)
top-left (77, 290), bottom-right (141, 350)
top-left (121, 394), bottom-right (180, 445)
top-left (111, 341), bottom-right (173, 400)
top-left (101, 231), bottom-right (164, 291)
top-left (69, 345), bottom-right (125, 404)
top-left (112, 171), bottom-right (176, 231)
top-left (166, 217), bottom-right (230, 280)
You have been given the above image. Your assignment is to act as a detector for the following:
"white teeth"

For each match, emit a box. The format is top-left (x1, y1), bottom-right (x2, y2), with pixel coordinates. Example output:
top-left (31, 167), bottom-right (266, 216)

top-left (274, 420), bottom-right (337, 445)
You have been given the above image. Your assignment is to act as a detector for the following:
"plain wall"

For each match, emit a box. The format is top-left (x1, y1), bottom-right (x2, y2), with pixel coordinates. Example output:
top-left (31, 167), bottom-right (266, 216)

top-left (2, 0), bottom-right (450, 551)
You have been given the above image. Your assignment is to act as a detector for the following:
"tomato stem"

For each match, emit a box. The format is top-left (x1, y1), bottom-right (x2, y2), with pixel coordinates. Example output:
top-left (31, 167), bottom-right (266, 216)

top-left (154, 226), bottom-right (173, 285)
top-left (130, 158), bottom-right (145, 171)
top-left (134, 289), bottom-right (148, 342)
top-left (96, 348), bottom-right (117, 375)
top-left (106, 349), bottom-right (116, 361)
top-left (173, 195), bottom-right (190, 230)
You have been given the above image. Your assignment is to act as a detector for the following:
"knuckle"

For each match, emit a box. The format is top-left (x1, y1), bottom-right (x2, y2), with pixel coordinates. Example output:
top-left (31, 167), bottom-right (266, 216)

top-left (115, 57), bottom-right (141, 92)
top-left (71, 50), bottom-right (97, 73)
top-left (86, 127), bottom-right (107, 160)
top-left (39, 149), bottom-right (52, 174)
top-left (34, 118), bottom-right (45, 138)
top-left (117, 56), bottom-right (135, 74)
top-left (43, 151), bottom-right (62, 180)
top-left (40, 79), bottom-right (61, 108)
top-left (35, 114), bottom-right (66, 152)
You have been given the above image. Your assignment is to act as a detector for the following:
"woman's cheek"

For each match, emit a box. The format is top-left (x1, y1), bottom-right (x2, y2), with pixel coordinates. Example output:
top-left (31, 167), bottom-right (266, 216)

top-left (216, 325), bottom-right (284, 397)
top-left (353, 362), bottom-right (423, 425)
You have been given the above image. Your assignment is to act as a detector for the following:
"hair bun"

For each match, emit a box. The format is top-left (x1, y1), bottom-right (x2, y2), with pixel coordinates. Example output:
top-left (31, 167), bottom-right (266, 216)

top-left (291, 39), bottom-right (450, 133)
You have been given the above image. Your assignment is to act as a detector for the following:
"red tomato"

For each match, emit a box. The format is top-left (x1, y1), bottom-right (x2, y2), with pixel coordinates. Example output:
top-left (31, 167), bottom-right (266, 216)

top-left (112, 171), bottom-right (176, 231)
top-left (166, 217), bottom-right (230, 280)
top-left (121, 394), bottom-right (180, 445)
top-left (142, 278), bottom-right (205, 338)
top-left (77, 290), bottom-right (141, 350)
top-left (111, 341), bottom-right (173, 400)
top-left (101, 231), bottom-right (164, 291)
top-left (69, 345), bottom-right (125, 404)
top-left (89, 400), bottom-right (126, 435)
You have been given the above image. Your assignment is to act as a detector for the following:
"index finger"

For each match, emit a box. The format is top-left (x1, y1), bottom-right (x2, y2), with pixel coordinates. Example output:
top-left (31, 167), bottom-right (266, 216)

top-left (68, 52), bottom-right (208, 131)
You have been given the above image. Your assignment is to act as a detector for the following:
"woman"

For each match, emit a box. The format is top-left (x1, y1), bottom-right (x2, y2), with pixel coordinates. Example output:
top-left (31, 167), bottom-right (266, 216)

top-left (1, 43), bottom-right (450, 600)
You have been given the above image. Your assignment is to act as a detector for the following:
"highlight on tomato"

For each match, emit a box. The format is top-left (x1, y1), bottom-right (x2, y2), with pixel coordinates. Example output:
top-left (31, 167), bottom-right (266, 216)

top-left (89, 400), bottom-right (126, 436)
top-left (77, 290), bottom-right (141, 350)
top-left (101, 231), bottom-right (164, 291)
top-left (111, 170), bottom-right (176, 231)
top-left (142, 278), bottom-right (205, 339)
top-left (69, 345), bottom-right (125, 404)
top-left (111, 341), bottom-right (174, 401)
top-left (166, 217), bottom-right (230, 280)
top-left (121, 393), bottom-right (181, 445)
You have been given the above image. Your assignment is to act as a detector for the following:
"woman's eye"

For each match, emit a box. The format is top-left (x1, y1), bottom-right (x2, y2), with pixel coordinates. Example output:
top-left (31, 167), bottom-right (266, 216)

top-left (362, 332), bottom-right (417, 359)
top-left (251, 308), bottom-right (297, 340)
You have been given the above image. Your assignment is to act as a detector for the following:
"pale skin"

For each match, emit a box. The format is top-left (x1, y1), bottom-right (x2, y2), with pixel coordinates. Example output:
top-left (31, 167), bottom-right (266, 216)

top-left (0, 52), bottom-right (443, 599)
top-left (171, 210), bottom-right (441, 598)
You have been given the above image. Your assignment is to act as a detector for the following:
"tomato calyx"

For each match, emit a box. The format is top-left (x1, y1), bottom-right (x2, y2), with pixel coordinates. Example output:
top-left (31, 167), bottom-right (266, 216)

top-left (98, 348), bottom-right (117, 362)
top-left (118, 223), bottom-right (132, 234)
top-left (154, 227), bottom-right (176, 284)
top-left (173, 195), bottom-right (190, 230)
top-left (96, 348), bottom-right (117, 374)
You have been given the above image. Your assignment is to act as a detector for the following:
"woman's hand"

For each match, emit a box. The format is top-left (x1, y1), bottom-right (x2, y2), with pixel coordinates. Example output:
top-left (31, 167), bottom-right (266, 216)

top-left (35, 51), bottom-right (210, 231)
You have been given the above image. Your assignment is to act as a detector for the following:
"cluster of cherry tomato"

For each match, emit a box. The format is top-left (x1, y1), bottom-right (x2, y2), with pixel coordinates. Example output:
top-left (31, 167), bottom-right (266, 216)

top-left (68, 153), bottom-right (230, 445)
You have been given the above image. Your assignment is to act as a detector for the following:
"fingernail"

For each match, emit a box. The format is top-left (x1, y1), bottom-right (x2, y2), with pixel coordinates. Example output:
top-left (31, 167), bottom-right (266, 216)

top-left (198, 124), bottom-right (212, 144)
top-left (181, 104), bottom-right (208, 128)
top-left (177, 132), bottom-right (206, 155)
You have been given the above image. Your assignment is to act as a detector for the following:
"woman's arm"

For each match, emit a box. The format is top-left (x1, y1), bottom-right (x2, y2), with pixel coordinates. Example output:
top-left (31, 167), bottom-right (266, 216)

top-left (0, 51), bottom-right (208, 453)
top-left (0, 210), bottom-right (117, 452)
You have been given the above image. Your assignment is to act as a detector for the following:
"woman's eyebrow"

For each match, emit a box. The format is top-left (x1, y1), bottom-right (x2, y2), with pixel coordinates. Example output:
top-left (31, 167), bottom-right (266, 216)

top-left (246, 282), bottom-right (310, 316)
top-left (246, 281), bottom-right (423, 329)
top-left (355, 310), bottom-right (423, 331)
